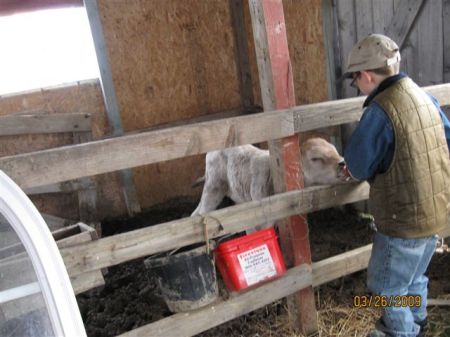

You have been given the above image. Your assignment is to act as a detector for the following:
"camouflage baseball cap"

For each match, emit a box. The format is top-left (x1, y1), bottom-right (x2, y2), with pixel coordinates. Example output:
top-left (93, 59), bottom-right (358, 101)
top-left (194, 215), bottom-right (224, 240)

top-left (345, 34), bottom-right (401, 75)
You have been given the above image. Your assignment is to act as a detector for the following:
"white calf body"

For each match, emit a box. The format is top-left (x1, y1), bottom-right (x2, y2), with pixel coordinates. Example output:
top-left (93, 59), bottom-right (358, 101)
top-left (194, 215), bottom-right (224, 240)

top-left (192, 137), bottom-right (345, 218)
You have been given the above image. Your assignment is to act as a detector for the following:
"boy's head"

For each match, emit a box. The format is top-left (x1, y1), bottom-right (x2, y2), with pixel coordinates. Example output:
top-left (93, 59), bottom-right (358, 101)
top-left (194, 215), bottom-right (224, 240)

top-left (345, 34), bottom-right (401, 95)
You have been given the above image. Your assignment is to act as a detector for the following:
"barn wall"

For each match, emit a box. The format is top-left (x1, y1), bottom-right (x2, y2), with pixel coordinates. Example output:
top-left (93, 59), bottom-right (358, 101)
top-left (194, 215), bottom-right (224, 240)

top-left (0, 0), bottom-right (330, 221)
top-left (0, 80), bottom-right (126, 220)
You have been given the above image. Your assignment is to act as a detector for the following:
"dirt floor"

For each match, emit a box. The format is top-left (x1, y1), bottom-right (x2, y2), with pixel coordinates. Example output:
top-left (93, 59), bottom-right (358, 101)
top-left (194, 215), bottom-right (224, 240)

top-left (77, 198), bottom-right (450, 337)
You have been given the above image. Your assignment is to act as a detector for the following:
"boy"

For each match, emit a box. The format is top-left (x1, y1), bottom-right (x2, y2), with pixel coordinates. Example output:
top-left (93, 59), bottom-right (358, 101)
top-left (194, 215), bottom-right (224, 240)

top-left (343, 34), bottom-right (450, 337)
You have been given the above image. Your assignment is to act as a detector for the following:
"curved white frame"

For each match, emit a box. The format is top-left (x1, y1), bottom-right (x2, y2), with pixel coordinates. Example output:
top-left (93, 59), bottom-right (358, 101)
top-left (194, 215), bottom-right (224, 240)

top-left (0, 170), bottom-right (86, 337)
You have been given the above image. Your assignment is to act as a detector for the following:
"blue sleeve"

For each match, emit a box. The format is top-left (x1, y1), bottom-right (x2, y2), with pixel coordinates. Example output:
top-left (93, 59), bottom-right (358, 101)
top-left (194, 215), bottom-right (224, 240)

top-left (344, 103), bottom-right (394, 180)
top-left (429, 95), bottom-right (450, 150)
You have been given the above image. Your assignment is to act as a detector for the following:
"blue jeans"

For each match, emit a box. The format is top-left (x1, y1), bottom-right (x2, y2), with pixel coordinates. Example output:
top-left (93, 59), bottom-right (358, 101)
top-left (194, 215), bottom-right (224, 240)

top-left (367, 231), bottom-right (438, 337)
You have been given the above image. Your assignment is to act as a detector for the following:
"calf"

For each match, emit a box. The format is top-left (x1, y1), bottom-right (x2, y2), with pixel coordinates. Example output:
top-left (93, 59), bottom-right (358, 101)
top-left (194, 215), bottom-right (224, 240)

top-left (192, 137), bottom-right (346, 219)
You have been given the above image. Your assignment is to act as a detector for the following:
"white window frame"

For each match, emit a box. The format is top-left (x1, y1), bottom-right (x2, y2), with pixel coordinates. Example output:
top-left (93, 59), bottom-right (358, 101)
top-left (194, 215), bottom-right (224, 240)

top-left (0, 170), bottom-right (86, 337)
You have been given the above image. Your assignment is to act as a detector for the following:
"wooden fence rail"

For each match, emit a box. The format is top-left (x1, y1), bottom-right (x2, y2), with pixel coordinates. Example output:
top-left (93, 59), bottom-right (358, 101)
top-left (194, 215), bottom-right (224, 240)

top-left (1, 84), bottom-right (449, 189)
top-left (118, 245), bottom-right (374, 337)
top-left (61, 182), bottom-right (370, 277)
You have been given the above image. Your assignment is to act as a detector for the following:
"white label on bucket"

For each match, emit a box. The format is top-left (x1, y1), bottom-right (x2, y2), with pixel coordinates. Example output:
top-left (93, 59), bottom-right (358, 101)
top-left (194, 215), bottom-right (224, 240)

top-left (237, 244), bottom-right (277, 286)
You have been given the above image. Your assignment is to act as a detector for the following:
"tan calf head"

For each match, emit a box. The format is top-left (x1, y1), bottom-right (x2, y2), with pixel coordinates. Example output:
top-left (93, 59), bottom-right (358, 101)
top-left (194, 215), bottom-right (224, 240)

top-left (301, 137), bottom-right (346, 186)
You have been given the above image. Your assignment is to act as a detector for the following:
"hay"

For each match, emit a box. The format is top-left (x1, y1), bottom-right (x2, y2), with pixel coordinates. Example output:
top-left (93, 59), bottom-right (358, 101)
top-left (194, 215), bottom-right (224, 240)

top-left (197, 290), bottom-right (450, 337)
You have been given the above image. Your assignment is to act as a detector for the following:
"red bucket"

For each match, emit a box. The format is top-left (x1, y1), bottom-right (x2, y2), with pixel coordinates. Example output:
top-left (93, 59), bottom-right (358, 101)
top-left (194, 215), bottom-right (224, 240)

top-left (215, 228), bottom-right (286, 291)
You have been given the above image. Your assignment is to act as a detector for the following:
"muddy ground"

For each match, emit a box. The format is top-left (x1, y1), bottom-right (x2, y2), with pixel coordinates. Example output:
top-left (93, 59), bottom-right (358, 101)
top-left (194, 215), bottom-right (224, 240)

top-left (77, 198), bottom-right (450, 337)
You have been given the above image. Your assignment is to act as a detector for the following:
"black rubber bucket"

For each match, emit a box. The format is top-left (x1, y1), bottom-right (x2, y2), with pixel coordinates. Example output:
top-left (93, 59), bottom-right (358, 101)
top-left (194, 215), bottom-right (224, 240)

top-left (144, 244), bottom-right (218, 312)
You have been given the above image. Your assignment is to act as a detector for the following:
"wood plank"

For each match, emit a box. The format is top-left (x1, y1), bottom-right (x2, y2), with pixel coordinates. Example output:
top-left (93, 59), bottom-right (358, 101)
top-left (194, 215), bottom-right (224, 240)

top-left (312, 244), bottom-right (372, 287)
top-left (24, 180), bottom-right (95, 195)
top-left (84, 0), bottom-right (141, 216)
top-left (384, 0), bottom-right (425, 49)
top-left (0, 109), bottom-right (295, 189)
top-left (41, 213), bottom-right (75, 231)
top-left (355, 0), bottom-right (373, 41)
top-left (335, 0), bottom-right (358, 148)
top-left (372, 0), bottom-right (395, 34)
top-left (61, 181), bottom-right (370, 277)
top-left (248, 0), bottom-right (317, 333)
top-left (119, 265), bottom-right (312, 337)
top-left (393, 0), bottom-right (415, 79)
top-left (97, 241), bottom-right (372, 337)
top-left (118, 243), bottom-right (373, 337)
top-left (0, 112), bottom-right (92, 135)
top-left (415, 0), bottom-right (443, 86)
top-left (322, 0), bottom-right (338, 100)
top-left (73, 131), bottom-right (98, 223)
top-left (335, 0), bottom-right (357, 99)
top-left (0, 85), bottom-right (449, 190)
top-left (229, 0), bottom-right (254, 111)
top-left (444, 0), bottom-right (450, 83)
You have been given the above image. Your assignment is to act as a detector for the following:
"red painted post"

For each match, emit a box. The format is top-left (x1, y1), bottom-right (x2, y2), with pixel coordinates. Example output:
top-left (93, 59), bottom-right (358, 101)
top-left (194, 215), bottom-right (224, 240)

top-left (248, 0), bottom-right (319, 335)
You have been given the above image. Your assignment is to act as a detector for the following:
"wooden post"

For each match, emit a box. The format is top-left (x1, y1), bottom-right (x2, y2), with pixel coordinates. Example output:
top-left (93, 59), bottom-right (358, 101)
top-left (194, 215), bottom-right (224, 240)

top-left (248, 0), bottom-right (318, 335)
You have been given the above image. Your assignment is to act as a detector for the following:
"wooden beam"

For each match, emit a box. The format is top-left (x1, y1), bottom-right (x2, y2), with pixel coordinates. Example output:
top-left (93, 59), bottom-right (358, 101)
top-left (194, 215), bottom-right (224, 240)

top-left (0, 112), bottom-right (92, 135)
top-left (0, 85), bottom-right (448, 190)
top-left (248, 0), bottom-right (317, 333)
top-left (384, 0), bottom-right (425, 49)
top-left (84, 0), bottom-right (141, 216)
top-left (118, 243), bottom-right (373, 337)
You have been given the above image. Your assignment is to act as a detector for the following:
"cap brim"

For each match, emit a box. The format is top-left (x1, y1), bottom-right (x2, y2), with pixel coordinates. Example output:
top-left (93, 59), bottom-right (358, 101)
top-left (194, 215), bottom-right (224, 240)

top-left (337, 72), bottom-right (353, 83)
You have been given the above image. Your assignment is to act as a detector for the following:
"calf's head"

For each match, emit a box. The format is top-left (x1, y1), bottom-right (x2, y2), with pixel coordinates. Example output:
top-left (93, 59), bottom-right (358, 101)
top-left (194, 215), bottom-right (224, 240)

top-left (301, 137), bottom-right (346, 186)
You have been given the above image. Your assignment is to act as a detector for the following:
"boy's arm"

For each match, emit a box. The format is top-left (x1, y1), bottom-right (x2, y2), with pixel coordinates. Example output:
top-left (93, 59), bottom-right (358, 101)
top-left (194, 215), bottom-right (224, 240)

top-left (343, 104), bottom-right (394, 181)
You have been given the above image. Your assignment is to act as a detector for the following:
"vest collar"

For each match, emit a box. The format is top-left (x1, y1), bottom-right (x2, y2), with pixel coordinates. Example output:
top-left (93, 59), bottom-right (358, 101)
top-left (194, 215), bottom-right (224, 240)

top-left (363, 72), bottom-right (407, 107)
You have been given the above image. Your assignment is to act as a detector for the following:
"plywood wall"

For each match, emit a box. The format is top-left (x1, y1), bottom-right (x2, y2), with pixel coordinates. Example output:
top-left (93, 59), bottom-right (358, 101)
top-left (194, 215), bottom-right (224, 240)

top-left (96, 0), bottom-right (243, 210)
top-left (0, 0), bottom-right (329, 221)
top-left (95, 0), bottom-right (329, 211)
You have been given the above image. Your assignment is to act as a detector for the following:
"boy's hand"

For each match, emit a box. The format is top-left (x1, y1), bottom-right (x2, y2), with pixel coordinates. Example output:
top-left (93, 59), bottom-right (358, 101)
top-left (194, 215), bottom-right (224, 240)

top-left (338, 163), bottom-right (353, 182)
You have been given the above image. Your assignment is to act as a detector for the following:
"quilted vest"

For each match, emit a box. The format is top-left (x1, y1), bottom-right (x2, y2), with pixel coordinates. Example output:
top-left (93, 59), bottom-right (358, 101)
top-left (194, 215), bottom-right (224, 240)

top-left (369, 77), bottom-right (450, 238)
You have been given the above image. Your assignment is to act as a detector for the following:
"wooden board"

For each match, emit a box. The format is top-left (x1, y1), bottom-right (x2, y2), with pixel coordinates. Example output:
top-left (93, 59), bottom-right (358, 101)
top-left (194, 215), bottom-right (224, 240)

top-left (248, 0), bottom-right (317, 333)
top-left (0, 112), bottom-right (91, 135)
top-left (61, 182), bottom-right (370, 277)
top-left (415, 0), bottom-right (443, 86)
top-left (118, 243), bottom-right (373, 337)
top-left (444, 0), bottom-right (450, 83)
top-left (119, 264), bottom-right (312, 337)
top-left (1, 84), bottom-right (449, 191)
